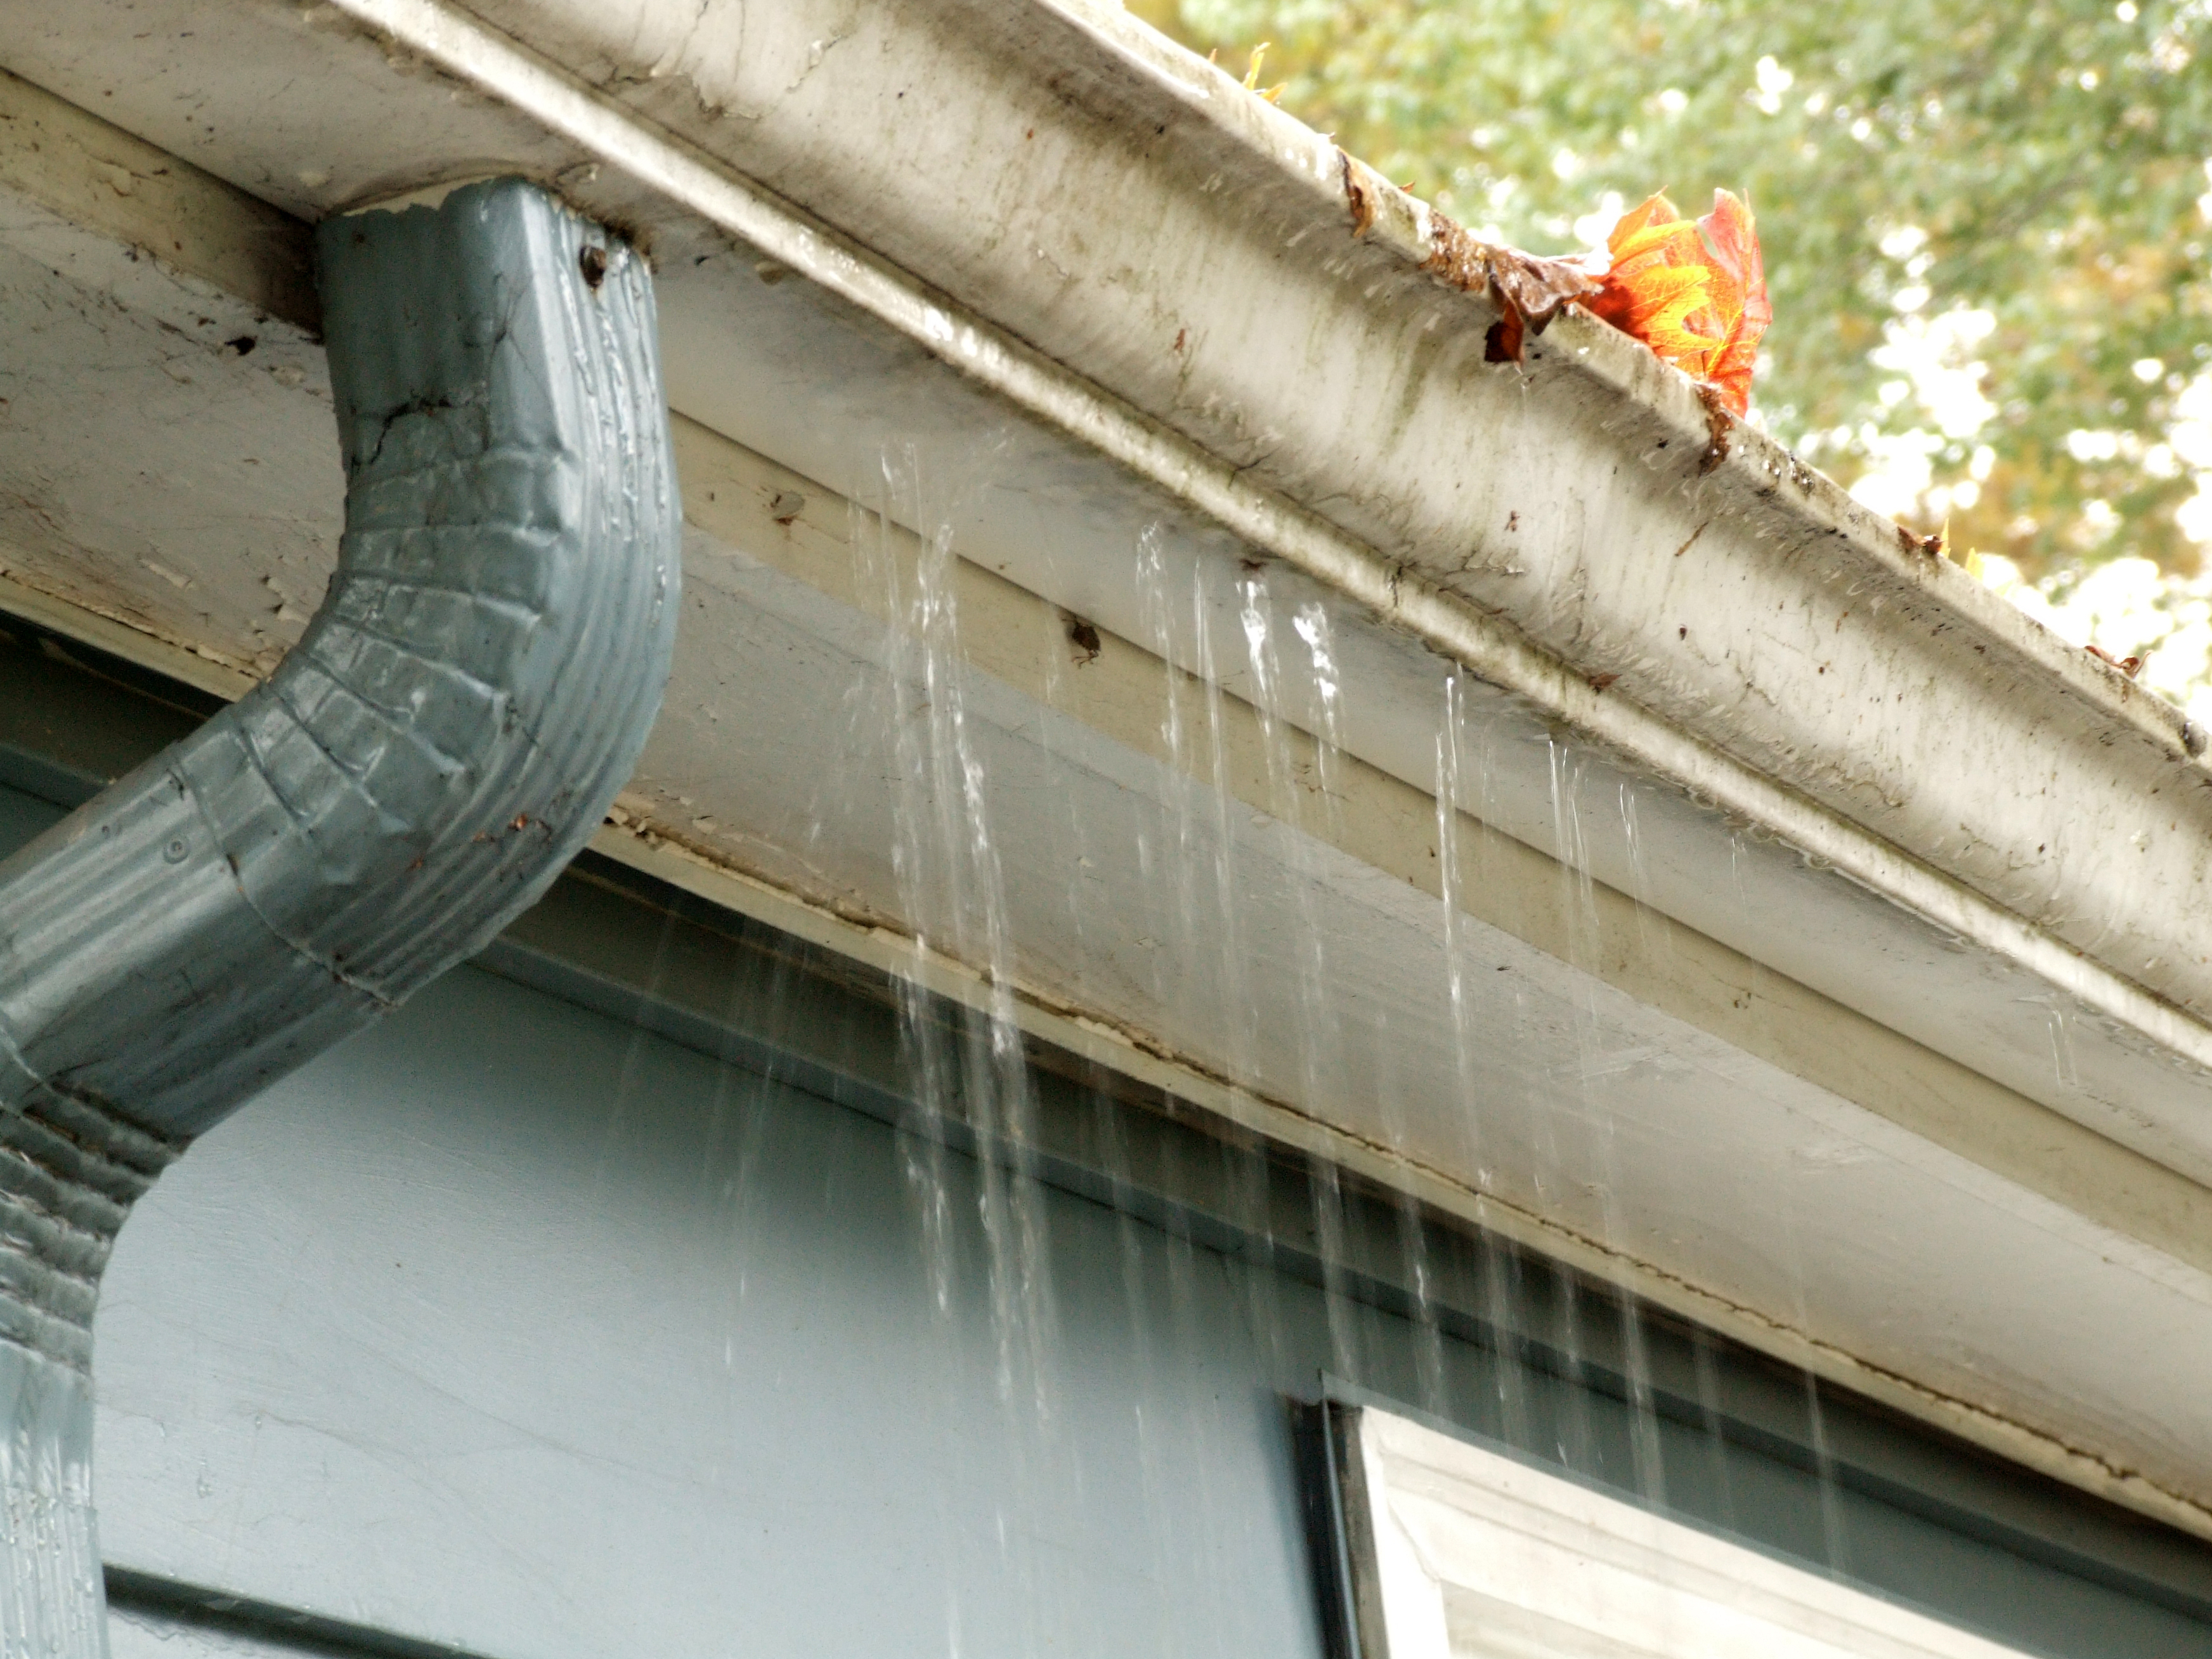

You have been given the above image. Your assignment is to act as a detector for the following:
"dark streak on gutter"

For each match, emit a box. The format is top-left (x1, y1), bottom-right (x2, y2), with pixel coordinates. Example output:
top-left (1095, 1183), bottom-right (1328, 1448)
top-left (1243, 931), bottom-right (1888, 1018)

top-left (1338, 149), bottom-right (1376, 239)
top-left (1696, 385), bottom-right (1735, 474)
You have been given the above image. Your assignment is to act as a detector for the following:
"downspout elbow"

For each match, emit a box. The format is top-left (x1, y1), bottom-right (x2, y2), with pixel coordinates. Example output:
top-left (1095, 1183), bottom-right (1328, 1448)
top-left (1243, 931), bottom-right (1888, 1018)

top-left (0, 179), bottom-right (680, 1651)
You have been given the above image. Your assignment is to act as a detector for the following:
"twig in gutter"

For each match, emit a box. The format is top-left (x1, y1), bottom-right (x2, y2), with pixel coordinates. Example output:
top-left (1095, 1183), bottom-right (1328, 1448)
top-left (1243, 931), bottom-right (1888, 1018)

top-left (1242, 43), bottom-right (1285, 103)
top-left (1695, 384), bottom-right (1734, 474)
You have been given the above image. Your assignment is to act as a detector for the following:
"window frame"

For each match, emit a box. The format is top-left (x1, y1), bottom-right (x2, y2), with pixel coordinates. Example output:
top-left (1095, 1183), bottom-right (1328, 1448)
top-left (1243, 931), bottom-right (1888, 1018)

top-left (1317, 1399), bottom-right (2029, 1659)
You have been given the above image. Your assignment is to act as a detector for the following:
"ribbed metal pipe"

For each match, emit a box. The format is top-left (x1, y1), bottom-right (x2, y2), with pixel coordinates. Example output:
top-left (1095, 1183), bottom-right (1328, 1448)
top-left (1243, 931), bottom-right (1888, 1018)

top-left (0, 177), bottom-right (680, 1653)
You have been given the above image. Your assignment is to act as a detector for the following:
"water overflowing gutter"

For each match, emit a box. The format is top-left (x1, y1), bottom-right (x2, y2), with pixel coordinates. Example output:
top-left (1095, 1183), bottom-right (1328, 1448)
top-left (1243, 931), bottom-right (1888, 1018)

top-left (0, 179), bottom-right (678, 1649)
top-left (320, 0), bottom-right (2212, 1116)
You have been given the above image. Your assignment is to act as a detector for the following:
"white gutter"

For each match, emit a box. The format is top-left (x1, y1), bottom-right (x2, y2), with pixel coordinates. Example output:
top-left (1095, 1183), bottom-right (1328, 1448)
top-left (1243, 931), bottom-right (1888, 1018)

top-left (297, 0), bottom-right (2212, 1154)
top-left (3, 3), bottom-right (2200, 1173)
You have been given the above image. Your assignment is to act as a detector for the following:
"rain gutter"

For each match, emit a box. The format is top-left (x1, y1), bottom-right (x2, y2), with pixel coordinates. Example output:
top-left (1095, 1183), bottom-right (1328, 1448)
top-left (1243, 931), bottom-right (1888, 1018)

top-left (0, 179), bottom-right (679, 1648)
top-left (322, 0), bottom-right (2212, 1086)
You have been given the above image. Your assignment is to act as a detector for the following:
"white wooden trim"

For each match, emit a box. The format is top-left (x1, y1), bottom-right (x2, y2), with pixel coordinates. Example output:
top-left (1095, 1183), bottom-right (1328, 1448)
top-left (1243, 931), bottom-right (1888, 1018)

top-left (1337, 1405), bottom-right (2028, 1659)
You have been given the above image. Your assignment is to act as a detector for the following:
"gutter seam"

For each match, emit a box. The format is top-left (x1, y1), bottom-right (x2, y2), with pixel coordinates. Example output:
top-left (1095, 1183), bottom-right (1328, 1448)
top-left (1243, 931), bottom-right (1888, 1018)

top-left (321, 0), bottom-right (2212, 1083)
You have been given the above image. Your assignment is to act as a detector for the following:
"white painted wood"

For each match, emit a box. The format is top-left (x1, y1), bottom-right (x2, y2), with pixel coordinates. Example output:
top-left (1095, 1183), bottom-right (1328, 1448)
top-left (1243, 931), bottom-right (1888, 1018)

top-left (1343, 1405), bottom-right (2029, 1659)
top-left (108, 1608), bottom-right (291, 1659)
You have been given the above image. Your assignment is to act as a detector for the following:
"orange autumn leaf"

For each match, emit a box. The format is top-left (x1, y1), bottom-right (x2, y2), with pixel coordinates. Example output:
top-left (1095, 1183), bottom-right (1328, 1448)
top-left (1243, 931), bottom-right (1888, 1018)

top-left (1698, 190), bottom-right (1771, 414)
top-left (1587, 189), bottom-right (1770, 416)
top-left (1585, 194), bottom-right (1722, 360)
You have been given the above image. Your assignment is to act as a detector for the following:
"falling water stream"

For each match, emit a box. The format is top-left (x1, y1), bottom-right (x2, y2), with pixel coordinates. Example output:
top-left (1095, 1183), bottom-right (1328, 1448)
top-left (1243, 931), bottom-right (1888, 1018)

top-left (0, 123), bottom-right (2182, 1659)
top-left (56, 433), bottom-right (2192, 1655)
top-left (814, 458), bottom-right (1823, 1641)
top-left (836, 446), bottom-right (1975, 1644)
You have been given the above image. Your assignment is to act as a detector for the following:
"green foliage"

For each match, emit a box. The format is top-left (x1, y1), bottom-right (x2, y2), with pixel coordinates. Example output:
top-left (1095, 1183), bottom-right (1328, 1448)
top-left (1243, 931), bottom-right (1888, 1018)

top-left (1138, 0), bottom-right (2212, 575)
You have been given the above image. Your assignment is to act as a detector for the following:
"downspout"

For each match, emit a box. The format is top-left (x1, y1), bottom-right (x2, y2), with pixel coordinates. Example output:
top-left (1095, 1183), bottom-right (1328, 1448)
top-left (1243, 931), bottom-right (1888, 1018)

top-left (0, 178), bottom-right (680, 1651)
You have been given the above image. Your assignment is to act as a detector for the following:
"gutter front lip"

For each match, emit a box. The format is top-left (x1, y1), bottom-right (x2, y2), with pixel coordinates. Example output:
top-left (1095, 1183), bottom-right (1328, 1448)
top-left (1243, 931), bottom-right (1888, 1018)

top-left (323, 0), bottom-right (2212, 1085)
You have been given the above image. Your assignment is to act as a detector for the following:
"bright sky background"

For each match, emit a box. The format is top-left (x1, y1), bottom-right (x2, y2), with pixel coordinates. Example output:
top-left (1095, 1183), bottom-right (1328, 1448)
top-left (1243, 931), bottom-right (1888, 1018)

top-left (1851, 323), bottom-right (2212, 727)
top-left (1737, 161), bottom-right (2212, 724)
top-left (1539, 150), bottom-right (2212, 717)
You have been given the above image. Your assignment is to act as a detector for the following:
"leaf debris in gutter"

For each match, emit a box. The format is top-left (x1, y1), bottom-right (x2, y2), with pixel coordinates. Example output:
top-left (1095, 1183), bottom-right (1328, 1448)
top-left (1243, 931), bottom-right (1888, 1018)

top-left (1420, 210), bottom-right (1602, 365)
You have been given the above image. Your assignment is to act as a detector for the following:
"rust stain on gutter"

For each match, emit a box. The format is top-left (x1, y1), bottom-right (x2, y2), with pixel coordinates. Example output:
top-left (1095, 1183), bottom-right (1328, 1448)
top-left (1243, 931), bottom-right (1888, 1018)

top-left (1338, 148), bottom-right (1377, 238)
top-left (1695, 384), bottom-right (1736, 474)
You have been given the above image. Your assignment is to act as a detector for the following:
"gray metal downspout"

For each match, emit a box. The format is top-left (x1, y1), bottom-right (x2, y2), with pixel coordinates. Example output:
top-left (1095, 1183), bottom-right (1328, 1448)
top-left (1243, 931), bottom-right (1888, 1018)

top-left (0, 178), bottom-right (680, 1652)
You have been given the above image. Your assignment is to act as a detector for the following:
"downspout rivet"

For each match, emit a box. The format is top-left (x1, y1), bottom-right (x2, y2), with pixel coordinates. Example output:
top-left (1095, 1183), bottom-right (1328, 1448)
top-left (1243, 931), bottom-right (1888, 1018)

top-left (162, 838), bottom-right (188, 864)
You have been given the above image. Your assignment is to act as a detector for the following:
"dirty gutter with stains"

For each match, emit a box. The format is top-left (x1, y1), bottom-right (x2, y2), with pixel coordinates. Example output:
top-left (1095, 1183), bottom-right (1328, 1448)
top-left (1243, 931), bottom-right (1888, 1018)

top-left (3, 0), bottom-right (2212, 1545)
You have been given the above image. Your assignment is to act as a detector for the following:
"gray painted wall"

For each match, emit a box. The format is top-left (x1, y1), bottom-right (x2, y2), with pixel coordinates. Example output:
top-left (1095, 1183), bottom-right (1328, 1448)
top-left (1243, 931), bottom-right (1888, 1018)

top-left (96, 948), bottom-right (1326, 1657)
